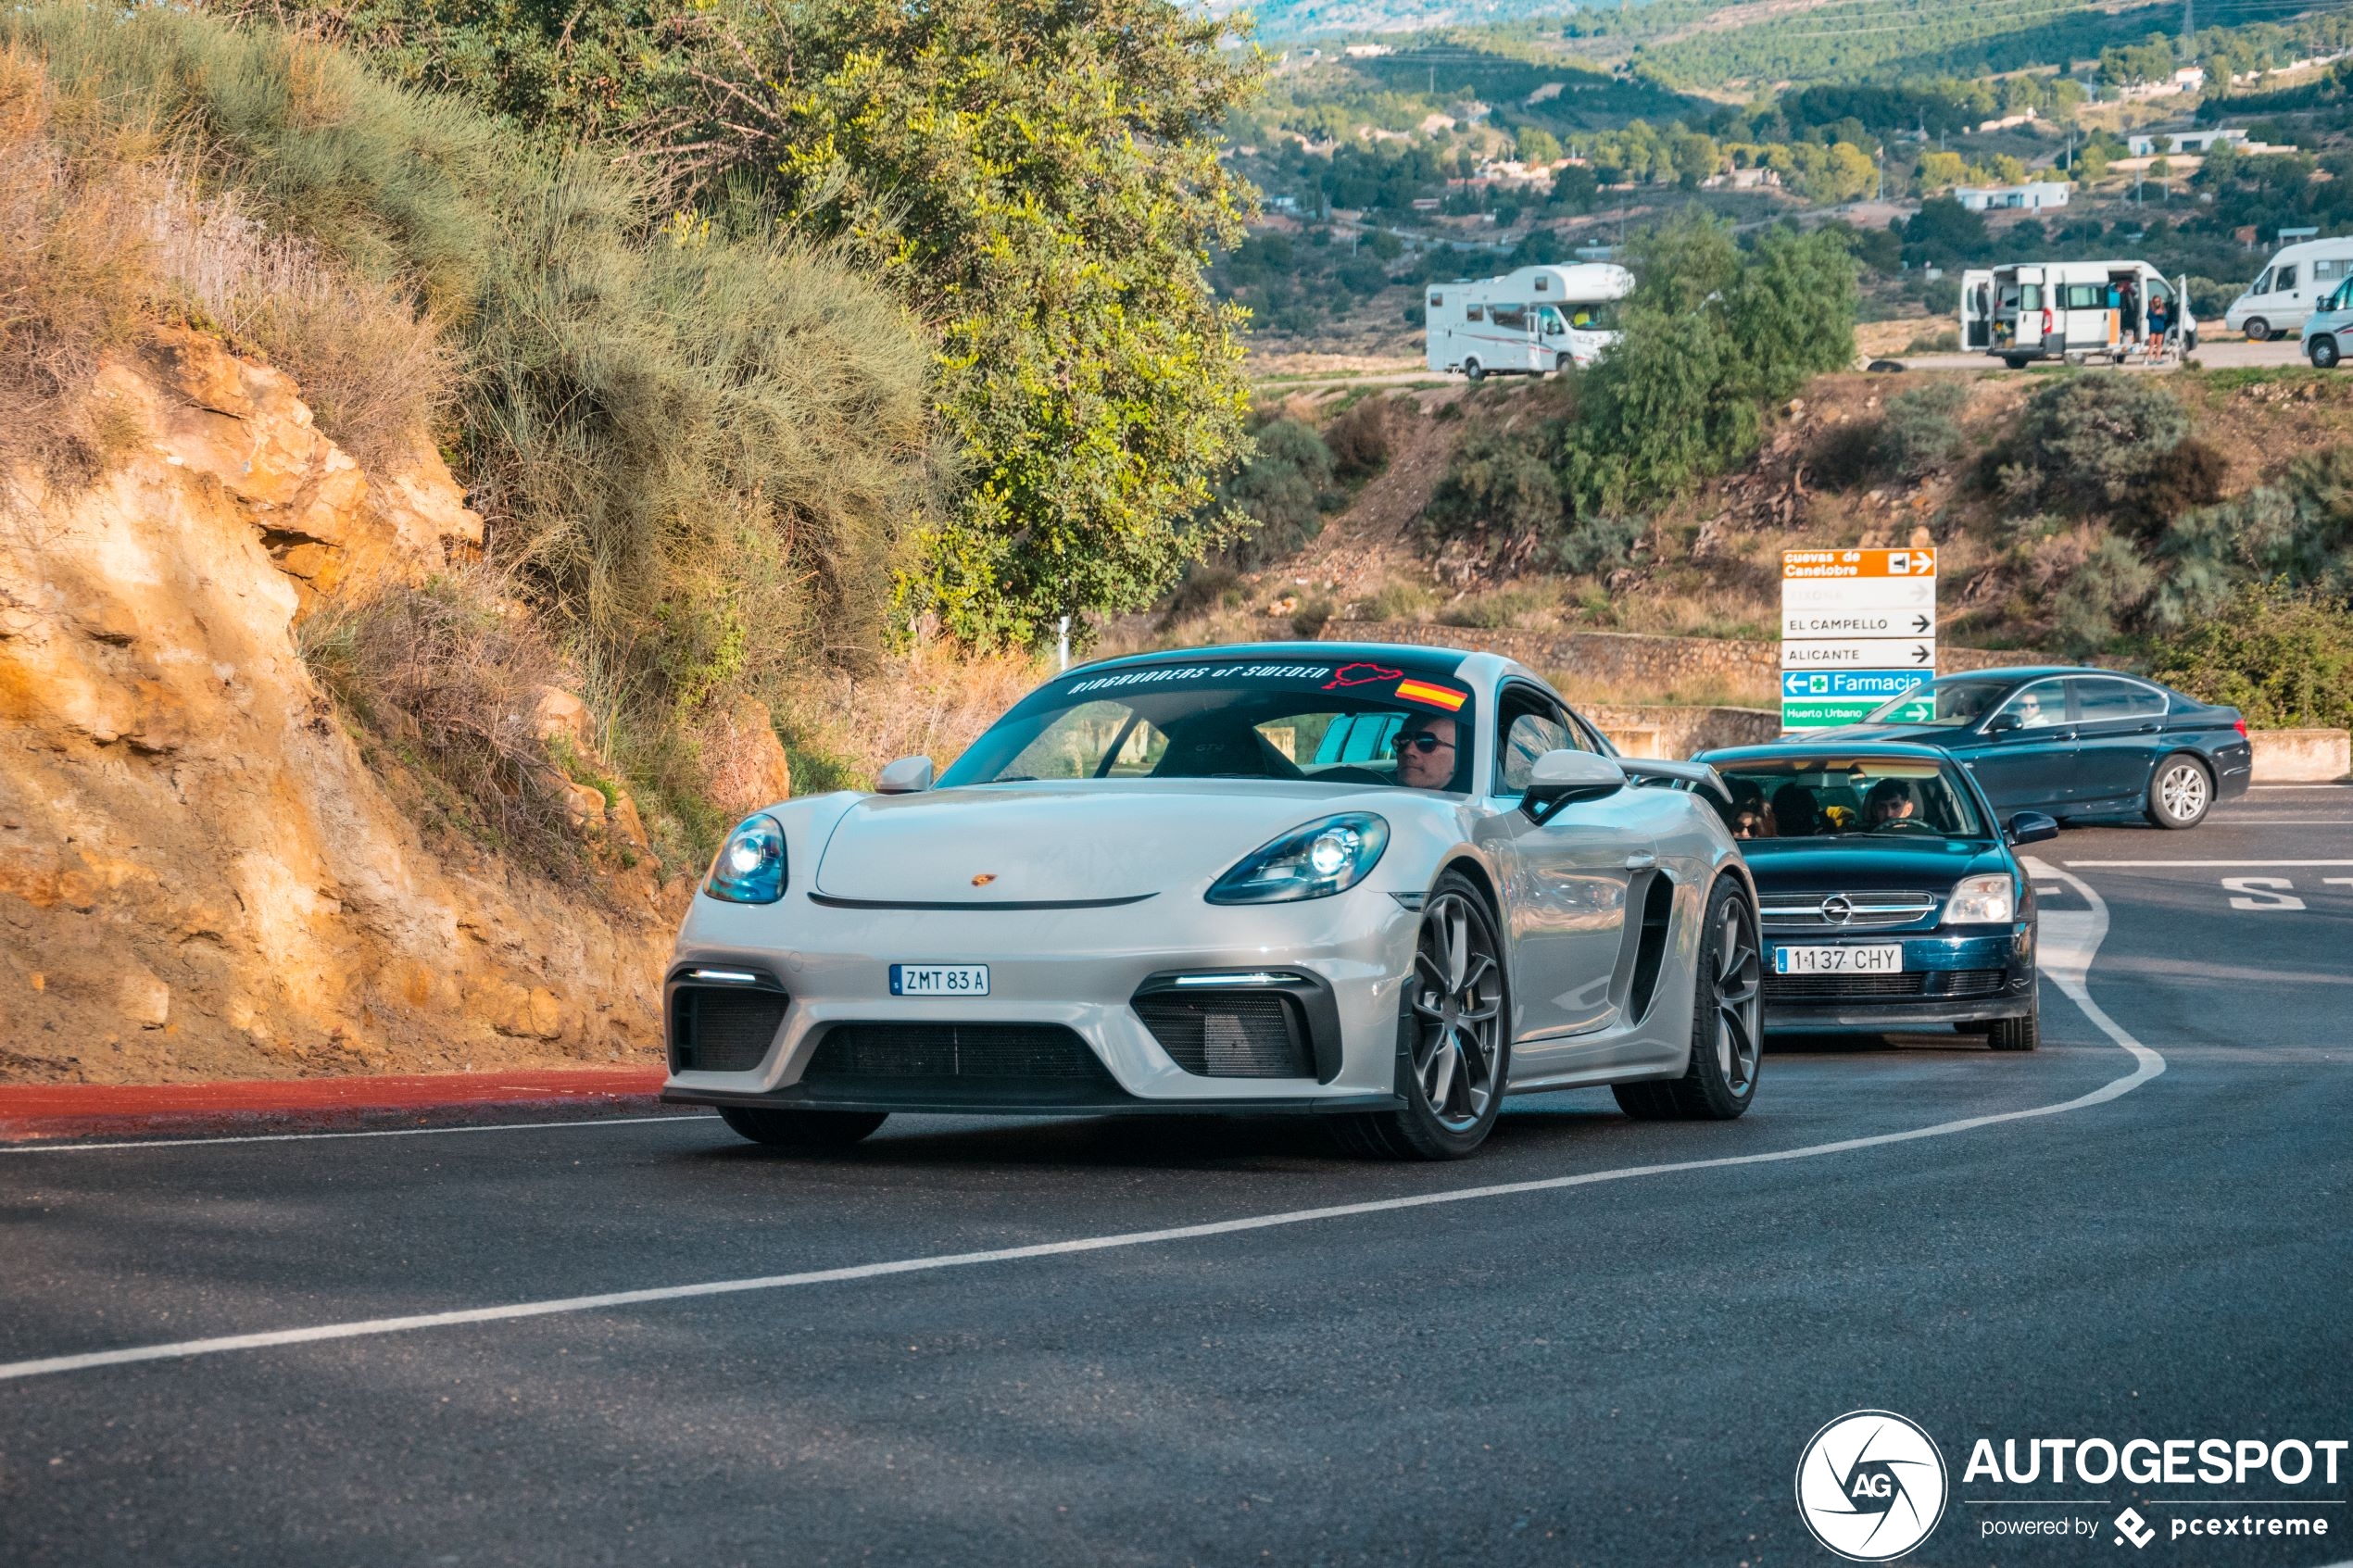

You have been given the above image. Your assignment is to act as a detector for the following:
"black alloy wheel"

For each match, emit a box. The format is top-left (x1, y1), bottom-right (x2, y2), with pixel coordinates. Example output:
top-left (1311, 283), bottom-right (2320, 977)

top-left (1335, 870), bottom-right (1509, 1160)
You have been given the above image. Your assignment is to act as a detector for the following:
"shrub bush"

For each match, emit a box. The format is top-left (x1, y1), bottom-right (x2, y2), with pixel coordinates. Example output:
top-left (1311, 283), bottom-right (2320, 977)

top-left (300, 571), bottom-right (578, 867)
top-left (1875, 382), bottom-right (1971, 479)
top-left (1324, 395), bottom-right (1398, 482)
top-left (1992, 374), bottom-right (2192, 518)
top-left (2148, 583), bottom-right (2353, 731)
top-left (1421, 420), bottom-right (1565, 581)
top-left (1213, 418), bottom-right (1337, 569)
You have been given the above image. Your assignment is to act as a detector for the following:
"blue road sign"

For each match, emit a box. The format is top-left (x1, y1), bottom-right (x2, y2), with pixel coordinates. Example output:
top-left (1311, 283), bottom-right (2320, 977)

top-left (1780, 670), bottom-right (1932, 701)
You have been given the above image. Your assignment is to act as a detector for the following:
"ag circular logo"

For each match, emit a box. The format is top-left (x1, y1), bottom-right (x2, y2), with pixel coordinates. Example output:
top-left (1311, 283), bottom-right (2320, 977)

top-left (1794, 1410), bottom-right (1949, 1562)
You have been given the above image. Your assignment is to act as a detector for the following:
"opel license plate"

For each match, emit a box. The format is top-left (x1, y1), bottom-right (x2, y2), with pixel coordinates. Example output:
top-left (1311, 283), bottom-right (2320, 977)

top-left (890, 963), bottom-right (989, 997)
top-left (1774, 945), bottom-right (1903, 975)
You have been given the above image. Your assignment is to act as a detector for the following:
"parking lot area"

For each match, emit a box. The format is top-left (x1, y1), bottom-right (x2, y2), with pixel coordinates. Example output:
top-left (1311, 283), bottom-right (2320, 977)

top-left (2, 788), bottom-right (2349, 1566)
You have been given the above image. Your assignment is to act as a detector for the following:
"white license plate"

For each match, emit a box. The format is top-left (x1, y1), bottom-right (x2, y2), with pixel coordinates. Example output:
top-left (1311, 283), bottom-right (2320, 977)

top-left (1774, 945), bottom-right (1905, 975)
top-left (889, 963), bottom-right (989, 997)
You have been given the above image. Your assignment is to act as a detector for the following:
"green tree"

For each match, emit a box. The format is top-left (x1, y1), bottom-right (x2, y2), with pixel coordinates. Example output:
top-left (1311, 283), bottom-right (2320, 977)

top-left (1516, 126), bottom-right (1562, 164)
top-left (2149, 583), bottom-right (2353, 731)
top-left (677, 0), bottom-right (1261, 648)
top-left (1555, 217), bottom-right (1857, 516)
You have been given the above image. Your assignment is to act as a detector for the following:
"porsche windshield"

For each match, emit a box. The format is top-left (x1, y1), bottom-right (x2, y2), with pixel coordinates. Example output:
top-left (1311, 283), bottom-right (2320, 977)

top-left (936, 658), bottom-right (1480, 792)
top-left (1713, 757), bottom-right (1988, 841)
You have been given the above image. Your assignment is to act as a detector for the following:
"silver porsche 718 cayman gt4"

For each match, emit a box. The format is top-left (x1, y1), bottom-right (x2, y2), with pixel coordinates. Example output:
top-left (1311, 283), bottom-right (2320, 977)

top-left (661, 643), bottom-right (1762, 1160)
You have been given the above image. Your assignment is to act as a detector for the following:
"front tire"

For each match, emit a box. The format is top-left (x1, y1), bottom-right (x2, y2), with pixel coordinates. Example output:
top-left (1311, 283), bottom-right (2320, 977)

top-left (2003, 355), bottom-right (2030, 370)
top-left (2243, 318), bottom-right (2271, 343)
top-left (1463, 358), bottom-right (1485, 383)
top-left (1612, 879), bottom-right (1761, 1122)
top-left (1335, 872), bottom-right (1508, 1160)
top-left (2146, 754), bottom-right (2213, 830)
top-left (2313, 335), bottom-right (2341, 370)
top-left (719, 1106), bottom-right (888, 1149)
top-left (1987, 994), bottom-right (2040, 1052)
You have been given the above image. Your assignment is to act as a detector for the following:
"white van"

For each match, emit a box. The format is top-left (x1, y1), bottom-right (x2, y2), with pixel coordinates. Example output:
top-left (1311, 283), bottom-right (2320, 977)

top-left (1425, 263), bottom-right (1634, 381)
top-left (1959, 260), bottom-right (2196, 367)
top-left (2224, 237), bottom-right (2353, 340)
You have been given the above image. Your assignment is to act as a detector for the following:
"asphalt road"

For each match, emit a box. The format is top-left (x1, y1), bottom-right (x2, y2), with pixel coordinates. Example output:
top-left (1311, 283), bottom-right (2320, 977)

top-left (3, 789), bottom-right (2349, 1567)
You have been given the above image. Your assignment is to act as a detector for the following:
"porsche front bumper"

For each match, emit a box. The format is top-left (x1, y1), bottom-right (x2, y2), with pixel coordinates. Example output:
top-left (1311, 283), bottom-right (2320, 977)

top-left (658, 889), bottom-right (1423, 1114)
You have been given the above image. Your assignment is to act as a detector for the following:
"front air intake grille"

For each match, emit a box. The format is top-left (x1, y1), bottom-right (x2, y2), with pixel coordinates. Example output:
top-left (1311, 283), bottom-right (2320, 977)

top-left (805, 1022), bottom-right (1109, 1081)
top-left (1765, 968), bottom-right (2007, 1003)
top-left (670, 986), bottom-right (788, 1073)
top-left (1134, 992), bottom-right (1313, 1078)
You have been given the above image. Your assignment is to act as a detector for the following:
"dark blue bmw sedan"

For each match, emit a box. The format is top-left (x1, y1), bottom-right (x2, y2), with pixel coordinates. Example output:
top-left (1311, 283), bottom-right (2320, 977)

top-left (1806, 667), bottom-right (2252, 830)
top-left (1692, 743), bottom-right (2057, 1049)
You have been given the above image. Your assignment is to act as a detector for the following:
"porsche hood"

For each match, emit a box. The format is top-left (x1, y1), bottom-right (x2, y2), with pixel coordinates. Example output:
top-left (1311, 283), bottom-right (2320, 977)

top-left (810, 782), bottom-right (1393, 905)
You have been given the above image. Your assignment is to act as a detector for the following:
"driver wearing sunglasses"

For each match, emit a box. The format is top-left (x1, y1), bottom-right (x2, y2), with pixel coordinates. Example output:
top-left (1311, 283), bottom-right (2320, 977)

top-left (1392, 714), bottom-right (1458, 790)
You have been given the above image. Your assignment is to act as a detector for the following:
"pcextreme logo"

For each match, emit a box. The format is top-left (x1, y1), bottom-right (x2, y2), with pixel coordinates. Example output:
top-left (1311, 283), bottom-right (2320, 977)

top-left (1795, 1410), bottom-right (1951, 1562)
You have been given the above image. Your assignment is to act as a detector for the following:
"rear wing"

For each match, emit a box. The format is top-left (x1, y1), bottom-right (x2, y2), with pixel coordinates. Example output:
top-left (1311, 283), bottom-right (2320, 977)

top-left (1618, 757), bottom-right (1734, 808)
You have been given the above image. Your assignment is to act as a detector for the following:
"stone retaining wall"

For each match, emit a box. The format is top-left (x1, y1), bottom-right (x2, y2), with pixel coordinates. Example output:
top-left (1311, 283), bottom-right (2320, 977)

top-left (2249, 728), bottom-right (2353, 782)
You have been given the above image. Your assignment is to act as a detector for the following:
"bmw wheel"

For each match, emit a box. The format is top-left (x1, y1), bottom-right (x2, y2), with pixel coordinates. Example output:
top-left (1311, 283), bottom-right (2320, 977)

top-left (2313, 335), bottom-right (2342, 370)
top-left (1614, 879), bottom-right (1761, 1122)
top-left (719, 1107), bottom-right (888, 1149)
top-left (1337, 870), bottom-right (1508, 1160)
top-left (2146, 754), bottom-right (2213, 830)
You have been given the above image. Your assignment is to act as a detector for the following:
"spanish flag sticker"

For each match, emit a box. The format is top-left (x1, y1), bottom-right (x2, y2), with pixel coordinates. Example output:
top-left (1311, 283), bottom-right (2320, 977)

top-left (1394, 678), bottom-right (1466, 711)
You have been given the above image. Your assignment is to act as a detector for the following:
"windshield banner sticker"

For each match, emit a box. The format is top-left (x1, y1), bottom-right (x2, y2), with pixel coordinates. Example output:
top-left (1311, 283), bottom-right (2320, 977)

top-left (1394, 678), bottom-right (1467, 711)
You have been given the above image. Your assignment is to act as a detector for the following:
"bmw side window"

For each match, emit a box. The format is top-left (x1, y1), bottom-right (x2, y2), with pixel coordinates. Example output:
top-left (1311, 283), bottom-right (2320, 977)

top-left (1999, 679), bottom-right (2070, 730)
top-left (2070, 677), bottom-right (2166, 724)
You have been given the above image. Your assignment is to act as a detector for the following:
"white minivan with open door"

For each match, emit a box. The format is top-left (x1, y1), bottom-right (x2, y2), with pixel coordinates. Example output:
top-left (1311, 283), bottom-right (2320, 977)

top-left (1960, 261), bottom-right (2196, 368)
top-left (2224, 236), bottom-right (2353, 342)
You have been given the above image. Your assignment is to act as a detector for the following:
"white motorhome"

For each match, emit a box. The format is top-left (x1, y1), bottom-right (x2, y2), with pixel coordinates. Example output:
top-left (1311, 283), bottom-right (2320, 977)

top-left (1425, 263), bottom-right (1634, 380)
top-left (1958, 260), bottom-right (2196, 367)
top-left (2223, 236), bottom-right (2353, 340)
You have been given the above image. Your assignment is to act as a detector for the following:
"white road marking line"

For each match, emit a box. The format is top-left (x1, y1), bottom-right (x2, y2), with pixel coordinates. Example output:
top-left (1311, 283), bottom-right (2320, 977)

top-left (0, 863), bottom-right (2158, 1385)
top-left (2064, 859), bottom-right (2353, 869)
top-left (0, 1113), bottom-right (715, 1156)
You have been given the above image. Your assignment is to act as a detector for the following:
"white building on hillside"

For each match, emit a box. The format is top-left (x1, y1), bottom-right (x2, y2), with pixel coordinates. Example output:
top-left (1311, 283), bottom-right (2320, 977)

top-left (2129, 128), bottom-right (2250, 156)
top-left (1954, 181), bottom-right (2071, 212)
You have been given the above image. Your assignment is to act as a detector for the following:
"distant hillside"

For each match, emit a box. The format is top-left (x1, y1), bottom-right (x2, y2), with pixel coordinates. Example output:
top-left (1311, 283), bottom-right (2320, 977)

top-left (1213, 0), bottom-right (1583, 41)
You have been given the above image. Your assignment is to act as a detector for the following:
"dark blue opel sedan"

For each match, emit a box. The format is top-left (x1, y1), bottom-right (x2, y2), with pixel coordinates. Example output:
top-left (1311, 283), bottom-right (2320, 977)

top-left (1692, 743), bottom-right (2057, 1049)
top-left (1808, 667), bottom-right (2251, 830)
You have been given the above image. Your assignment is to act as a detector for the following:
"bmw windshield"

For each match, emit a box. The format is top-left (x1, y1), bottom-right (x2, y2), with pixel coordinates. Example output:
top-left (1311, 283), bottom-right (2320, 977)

top-left (936, 657), bottom-right (1480, 792)
top-left (1713, 757), bottom-right (1990, 842)
top-left (1861, 676), bottom-right (2010, 727)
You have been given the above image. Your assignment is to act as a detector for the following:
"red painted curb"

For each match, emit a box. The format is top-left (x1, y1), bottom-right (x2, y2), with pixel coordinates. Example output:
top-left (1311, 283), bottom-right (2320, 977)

top-left (0, 1068), bottom-right (673, 1144)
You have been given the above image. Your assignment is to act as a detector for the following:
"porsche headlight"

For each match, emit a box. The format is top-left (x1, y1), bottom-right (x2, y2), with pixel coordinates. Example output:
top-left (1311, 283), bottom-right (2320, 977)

top-left (1945, 872), bottom-right (2016, 924)
top-left (1207, 813), bottom-right (1390, 905)
top-left (706, 814), bottom-right (786, 904)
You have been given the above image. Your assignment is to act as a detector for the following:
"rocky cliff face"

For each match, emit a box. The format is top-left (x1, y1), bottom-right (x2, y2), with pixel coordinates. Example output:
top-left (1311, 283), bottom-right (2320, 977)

top-left (0, 330), bottom-right (678, 1082)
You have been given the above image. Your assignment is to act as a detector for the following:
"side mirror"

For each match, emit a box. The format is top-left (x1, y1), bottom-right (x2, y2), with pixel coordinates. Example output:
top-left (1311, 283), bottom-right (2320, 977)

top-left (1521, 749), bottom-right (1626, 824)
top-left (1984, 710), bottom-right (2024, 735)
top-left (876, 755), bottom-right (935, 795)
top-left (2006, 811), bottom-right (2059, 847)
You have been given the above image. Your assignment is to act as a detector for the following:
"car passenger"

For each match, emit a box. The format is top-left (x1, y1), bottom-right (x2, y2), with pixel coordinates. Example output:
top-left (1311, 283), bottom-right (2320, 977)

top-left (1864, 779), bottom-right (1918, 827)
top-left (1393, 713), bottom-right (1459, 791)
top-left (1727, 781), bottom-right (1769, 840)
top-left (1770, 783), bottom-right (1819, 837)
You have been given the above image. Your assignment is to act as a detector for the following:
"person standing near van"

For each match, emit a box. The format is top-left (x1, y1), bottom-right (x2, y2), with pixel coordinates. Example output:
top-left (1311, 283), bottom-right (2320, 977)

top-left (2147, 291), bottom-right (2171, 358)
top-left (2119, 277), bottom-right (2140, 344)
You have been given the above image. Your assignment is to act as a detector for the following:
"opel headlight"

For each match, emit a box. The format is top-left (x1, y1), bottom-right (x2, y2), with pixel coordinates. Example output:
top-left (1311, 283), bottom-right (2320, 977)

top-left (706, 814), bottom-right (786, 904)
top-left (1207, 813), bottom-right (1390, 905)
top-left (1945, 872), bottom-right (2016, 924)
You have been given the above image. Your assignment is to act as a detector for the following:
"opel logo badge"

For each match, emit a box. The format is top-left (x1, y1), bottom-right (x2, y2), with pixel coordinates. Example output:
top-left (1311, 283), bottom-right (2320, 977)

top-left (1820, 895), bottom-right (1854, 925)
